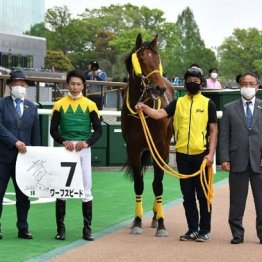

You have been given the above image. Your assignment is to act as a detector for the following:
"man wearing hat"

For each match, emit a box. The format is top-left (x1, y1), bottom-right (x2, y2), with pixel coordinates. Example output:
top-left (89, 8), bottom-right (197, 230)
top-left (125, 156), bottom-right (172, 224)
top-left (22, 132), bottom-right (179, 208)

top-left (0, 69), bottom-right (40, 239)
top-left (86, 61), bottom-right (106, 110)
top-left (136, 65), bottom-right (218, 242)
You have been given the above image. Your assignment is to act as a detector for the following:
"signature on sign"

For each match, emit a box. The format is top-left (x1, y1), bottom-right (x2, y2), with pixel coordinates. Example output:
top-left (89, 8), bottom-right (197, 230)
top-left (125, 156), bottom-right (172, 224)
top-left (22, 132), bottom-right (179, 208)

top-left (24, 159), bottom-right (55, 193)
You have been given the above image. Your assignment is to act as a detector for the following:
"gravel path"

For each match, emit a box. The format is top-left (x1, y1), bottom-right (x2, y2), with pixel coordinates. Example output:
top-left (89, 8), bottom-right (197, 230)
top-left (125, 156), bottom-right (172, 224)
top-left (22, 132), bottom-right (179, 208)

top-left (48, 181), bottom-right (261, 262)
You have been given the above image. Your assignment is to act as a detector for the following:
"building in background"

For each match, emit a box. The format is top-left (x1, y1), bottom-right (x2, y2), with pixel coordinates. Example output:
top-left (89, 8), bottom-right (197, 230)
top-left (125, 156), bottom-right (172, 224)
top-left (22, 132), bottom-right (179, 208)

top-left (0, 32), bottom-right (46, 70)
top-left (0, 0), bottom-right (44, 34)
top-left (0, 0), bottom-right (46, 70)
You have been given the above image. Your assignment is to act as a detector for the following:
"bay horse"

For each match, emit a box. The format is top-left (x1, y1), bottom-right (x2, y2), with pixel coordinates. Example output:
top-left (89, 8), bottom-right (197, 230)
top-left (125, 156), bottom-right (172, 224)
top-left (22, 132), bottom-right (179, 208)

top-left (121, 34), bottom-right (174, 237)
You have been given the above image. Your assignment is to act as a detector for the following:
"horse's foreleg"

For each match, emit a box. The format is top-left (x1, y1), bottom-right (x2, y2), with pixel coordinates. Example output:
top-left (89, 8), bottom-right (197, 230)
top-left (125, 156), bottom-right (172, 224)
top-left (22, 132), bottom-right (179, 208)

top-left (152, 165), bottom-right (168, 237)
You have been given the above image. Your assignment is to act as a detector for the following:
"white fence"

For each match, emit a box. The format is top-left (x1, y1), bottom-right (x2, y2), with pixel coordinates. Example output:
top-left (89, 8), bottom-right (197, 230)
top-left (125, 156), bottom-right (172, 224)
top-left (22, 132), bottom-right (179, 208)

top-left (38, 109), bottom-right (122, 147)
top-left (39, 109), bottom-right (222, 146)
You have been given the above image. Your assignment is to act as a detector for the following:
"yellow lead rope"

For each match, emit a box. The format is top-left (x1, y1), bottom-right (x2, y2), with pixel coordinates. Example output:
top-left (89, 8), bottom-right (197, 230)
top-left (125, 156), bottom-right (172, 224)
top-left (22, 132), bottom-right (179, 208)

top-left (138, 111), bottom-right (214, 212)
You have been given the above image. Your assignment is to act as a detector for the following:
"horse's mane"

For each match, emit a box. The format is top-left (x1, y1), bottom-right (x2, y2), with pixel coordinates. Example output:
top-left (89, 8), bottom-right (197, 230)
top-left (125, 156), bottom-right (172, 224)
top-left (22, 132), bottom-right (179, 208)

top-left (124, 42), bottom-right (158, 73)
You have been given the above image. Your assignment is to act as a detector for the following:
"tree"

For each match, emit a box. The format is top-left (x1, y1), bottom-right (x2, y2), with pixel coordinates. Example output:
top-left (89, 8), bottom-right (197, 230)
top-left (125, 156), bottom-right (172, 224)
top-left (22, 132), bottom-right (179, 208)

top-left (45, 50), bottom-right (73, 71)
top-left (45, 6), bottom-right (73, 54)
top-left (24, 22), bottom-right (47, 37)
top-left (174, 7), bottom-right (217, 77)
top-left (157, 22), bottom-right (180, 78)
top-left (79, 4), bottom-right (168, 77)
top-left (219, 28), bottom-right (262, 79)
top-left (27, 4), bottom-right (217, 79)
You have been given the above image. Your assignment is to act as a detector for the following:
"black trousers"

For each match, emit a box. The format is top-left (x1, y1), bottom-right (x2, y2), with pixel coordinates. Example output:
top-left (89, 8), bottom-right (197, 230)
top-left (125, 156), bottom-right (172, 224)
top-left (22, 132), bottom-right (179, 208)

top-left (229, 165), bottom-right (262, 239)
top-left (0, 159), bottom-right (30, 230)
top-left (176, 152), bottom-right (211, 234)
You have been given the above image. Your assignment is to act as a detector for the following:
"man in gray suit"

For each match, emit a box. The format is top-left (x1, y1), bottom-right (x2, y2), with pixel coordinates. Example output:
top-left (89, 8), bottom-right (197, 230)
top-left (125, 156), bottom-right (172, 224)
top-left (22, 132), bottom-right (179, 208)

top-left (0, 70), bottom-right (40, 239)
top-left (220, 72), bottom-right (262, 244)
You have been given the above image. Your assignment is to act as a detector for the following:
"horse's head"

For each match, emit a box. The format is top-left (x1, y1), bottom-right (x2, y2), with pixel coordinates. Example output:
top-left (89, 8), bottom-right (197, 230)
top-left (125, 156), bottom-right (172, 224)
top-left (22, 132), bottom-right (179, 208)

top-left (127, 34), bottom-right (168, 100)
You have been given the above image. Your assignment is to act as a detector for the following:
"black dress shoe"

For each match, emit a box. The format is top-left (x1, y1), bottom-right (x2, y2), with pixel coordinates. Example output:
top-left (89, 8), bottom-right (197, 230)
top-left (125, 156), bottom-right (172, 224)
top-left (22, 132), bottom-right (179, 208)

top-left (231, 237), bottom-right (243, 244)
top-left (18, 230), bottom-right (33, 239)
top-left (55, 228), bottom-right (65, 240)
top-left (83, 229), bottom-right (94, 241)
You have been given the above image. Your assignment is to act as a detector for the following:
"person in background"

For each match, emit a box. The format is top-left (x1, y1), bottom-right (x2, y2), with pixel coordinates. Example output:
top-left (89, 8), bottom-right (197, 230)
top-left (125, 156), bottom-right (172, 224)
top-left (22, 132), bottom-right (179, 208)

top-left (206, 68), bottom-right (222, 89)
top-left (136, 66), bottom-right (217, 242)
top-left (50, 70), bottom-right (102, 241)
top-left (86, 61), bottom-right (107, 110)
top-left (220, 72), bottom-right (262, 245)
top-left (0, 69), bottom-right (40, 239)
top-left (235, 73), bottom-right (242, 84)
top-left (84, 61), bottom-right (93, 80)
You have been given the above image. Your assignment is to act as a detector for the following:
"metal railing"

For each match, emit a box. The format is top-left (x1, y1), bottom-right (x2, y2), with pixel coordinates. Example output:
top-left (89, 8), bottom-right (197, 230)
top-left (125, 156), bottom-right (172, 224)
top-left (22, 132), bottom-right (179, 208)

top-left (0, 74), bottom-right (127, 110)
top-left (38, 108), bottom-right (222, 143)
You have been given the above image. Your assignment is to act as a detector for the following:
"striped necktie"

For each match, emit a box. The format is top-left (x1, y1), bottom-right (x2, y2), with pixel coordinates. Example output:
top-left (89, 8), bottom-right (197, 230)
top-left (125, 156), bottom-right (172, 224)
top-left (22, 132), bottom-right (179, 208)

top-left (246, 101), bottom-right (253, 129)
top-left (15, 99), bottom-right (22, 118)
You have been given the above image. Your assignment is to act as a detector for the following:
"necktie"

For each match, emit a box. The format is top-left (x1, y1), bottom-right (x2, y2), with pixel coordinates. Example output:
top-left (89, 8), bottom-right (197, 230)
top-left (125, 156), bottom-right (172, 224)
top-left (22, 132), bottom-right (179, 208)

top-left (15, 99), bottom-right (22, 118)
top-left (246, 101), bottom-right (253, 129)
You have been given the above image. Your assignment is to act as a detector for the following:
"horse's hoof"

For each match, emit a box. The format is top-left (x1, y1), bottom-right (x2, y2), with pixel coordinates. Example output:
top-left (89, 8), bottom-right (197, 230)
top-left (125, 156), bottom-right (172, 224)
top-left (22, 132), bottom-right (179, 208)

top-left (130, 226), bottom-right (143, 235)
top-left (155, 229), bottom-right (168, 237)
top-left (130, 218), bottom-right (143, 234)
top-left (151, 218), bottom-right (158, 228)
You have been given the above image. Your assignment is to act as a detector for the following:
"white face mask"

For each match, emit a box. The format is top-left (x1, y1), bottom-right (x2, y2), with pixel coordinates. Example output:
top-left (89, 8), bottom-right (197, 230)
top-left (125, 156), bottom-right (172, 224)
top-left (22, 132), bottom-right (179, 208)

top-left (210, 72), bottom-right (218, 79)
top-left (11, 86), bottom-right (26, 99)
top-left (67, 92), bottom-right (82, 100)
top-left (240, 87), bottom-right (256, 100)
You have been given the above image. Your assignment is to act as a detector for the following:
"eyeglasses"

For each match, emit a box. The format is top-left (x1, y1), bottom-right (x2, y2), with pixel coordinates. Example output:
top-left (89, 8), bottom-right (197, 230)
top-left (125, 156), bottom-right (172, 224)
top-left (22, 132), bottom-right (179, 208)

top-left (187, 66), bottom-right (203, 77)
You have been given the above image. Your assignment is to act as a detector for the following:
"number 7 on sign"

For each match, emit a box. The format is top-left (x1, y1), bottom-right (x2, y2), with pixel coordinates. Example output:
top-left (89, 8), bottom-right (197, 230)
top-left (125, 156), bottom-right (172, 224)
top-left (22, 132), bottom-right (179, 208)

top-left (60, 162), bottom-right (77, 187)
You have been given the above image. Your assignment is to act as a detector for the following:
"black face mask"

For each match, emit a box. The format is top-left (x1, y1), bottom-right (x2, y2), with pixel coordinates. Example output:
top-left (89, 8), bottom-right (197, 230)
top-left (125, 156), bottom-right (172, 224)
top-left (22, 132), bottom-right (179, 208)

top-left (185, 82), bottom-right (201, 95)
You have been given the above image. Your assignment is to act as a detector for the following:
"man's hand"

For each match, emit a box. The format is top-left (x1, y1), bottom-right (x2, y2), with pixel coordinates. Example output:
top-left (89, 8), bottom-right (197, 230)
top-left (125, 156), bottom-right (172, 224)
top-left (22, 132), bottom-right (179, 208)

top-left (135, 102), bottom-right (146, 112)
top-left (75, 141), bottom-right (89, 152)
top-left (63, 141), bottom-right (74, 151)
top-left (15, 141), bottom-right (27, 153)
top-left (221, 161), bottom-right (230, 172)
top-left (204, 153), bottom-right (214, 167)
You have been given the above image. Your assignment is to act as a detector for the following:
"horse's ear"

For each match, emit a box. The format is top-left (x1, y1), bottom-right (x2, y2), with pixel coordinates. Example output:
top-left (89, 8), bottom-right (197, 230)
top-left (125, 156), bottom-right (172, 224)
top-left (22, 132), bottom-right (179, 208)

top-left (150, 34), bottom-right (158, 49)
top-left (136, 34), bottom-right (143, 50)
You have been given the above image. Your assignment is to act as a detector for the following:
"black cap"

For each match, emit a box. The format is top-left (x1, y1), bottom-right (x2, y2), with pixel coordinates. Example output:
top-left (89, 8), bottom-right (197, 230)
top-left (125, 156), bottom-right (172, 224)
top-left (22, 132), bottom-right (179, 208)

top-left (91, 61), bottom-right (99, 70)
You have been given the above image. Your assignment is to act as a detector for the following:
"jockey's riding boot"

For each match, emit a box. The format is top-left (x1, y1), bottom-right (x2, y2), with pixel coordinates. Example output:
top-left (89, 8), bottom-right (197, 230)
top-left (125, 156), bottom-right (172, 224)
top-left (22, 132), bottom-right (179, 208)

top-left (82, 201), bottom-right (94, 241)
top-left (55, 199), bottom-right (66, 240)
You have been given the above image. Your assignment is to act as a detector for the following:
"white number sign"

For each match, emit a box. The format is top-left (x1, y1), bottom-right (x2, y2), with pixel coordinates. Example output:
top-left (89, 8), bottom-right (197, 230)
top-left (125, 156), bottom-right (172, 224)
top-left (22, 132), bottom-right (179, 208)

top-left (16, 146), bottom-right (85, 198)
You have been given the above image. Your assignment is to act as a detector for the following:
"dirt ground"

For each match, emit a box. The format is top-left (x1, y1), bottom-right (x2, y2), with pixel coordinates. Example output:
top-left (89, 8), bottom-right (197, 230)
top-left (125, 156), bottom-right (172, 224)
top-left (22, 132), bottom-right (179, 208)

top-left (48, 182), bottom-right (262, 262)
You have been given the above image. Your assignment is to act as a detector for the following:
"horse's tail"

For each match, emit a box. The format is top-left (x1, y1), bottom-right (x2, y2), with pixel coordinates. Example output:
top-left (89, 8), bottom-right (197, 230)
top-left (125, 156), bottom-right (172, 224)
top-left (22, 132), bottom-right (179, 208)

top-left (124, 150), bottom-right (151, 181)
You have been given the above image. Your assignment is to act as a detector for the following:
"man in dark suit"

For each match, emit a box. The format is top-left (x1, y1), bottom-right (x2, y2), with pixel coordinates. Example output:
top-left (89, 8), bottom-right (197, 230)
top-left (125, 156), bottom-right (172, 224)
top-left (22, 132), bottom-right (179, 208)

top-left (0, 70), bottom-right (40, 239)
top-left (220, 72), bottom-right (262, 244)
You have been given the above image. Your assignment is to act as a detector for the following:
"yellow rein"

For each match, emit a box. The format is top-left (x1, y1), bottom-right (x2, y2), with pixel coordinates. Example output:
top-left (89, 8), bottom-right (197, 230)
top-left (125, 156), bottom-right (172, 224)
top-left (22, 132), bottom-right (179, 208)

top-left (126, 86), bottom-right (161, 118)
top-left (138, 111), bottom-right (214, 212)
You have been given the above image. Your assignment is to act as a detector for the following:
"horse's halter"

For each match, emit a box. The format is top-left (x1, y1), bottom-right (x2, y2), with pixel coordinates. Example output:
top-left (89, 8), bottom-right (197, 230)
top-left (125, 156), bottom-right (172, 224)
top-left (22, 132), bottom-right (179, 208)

top-left (131, 45), bottom-right (163, 102)
top-left (126, 44), bottom-right (164, 118)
